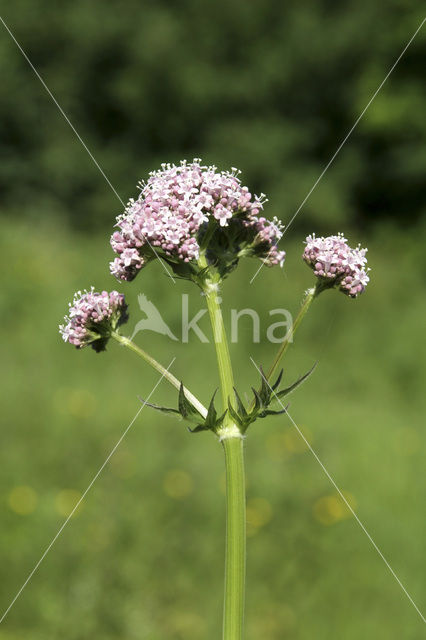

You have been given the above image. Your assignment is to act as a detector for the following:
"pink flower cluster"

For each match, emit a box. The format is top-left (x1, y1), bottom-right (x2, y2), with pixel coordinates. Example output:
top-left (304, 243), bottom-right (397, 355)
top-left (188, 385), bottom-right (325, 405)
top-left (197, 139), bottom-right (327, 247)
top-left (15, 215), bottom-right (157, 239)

top-left (59, 288), bottom-right (128, 350)
top-left (110, 159), bottom-right (285, 280)
top-left (303, 233), bottom-right (370, 298)
top-left (251, 215), bottom-right (286, 267)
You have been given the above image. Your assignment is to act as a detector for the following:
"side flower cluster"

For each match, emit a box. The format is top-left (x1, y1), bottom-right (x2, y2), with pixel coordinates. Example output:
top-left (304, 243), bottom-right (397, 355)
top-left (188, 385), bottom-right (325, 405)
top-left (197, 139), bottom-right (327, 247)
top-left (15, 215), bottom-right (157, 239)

top-left (303, 233), bottom-right (370, 298)
top-left (59, 288), bottom-right (128, 351)
top-left (109, 159), bottom-right (285, 281)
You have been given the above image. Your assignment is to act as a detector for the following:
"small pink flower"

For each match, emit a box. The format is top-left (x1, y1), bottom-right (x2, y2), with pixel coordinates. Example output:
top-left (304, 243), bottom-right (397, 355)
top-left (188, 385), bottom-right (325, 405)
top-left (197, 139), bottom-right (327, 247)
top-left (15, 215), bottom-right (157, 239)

top-left (109, 159), bottom-right (286, 281)
top-left (303, 233), bottom-right (370, 298)
top-left (59, 288), bottom-right (128, 351)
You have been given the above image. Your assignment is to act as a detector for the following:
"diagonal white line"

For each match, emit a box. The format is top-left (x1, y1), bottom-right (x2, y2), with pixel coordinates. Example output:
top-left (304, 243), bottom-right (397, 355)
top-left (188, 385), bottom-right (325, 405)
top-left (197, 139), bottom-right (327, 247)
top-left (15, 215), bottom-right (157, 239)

top-left (0, 15), bottom-right (176, 283)
top-left (250, 16), bottom-right (426, 285)
top-left (281, 16), bottom-right (425, 239)
top-left (250, 356), bottom-right (426, 624)
top-left (0, 358), bottom-right (175, 625)
top-left (0, 16), bottom-right (124, 207)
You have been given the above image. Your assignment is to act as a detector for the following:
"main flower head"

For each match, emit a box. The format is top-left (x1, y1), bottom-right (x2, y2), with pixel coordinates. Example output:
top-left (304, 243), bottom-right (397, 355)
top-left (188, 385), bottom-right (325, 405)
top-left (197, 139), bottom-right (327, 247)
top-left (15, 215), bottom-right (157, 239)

top-left (110, 159), bottom-right (285, 282)
top-left (59, 288), bottom-right (128, 351)
top-left (303, 233), bottom-right (370, 298)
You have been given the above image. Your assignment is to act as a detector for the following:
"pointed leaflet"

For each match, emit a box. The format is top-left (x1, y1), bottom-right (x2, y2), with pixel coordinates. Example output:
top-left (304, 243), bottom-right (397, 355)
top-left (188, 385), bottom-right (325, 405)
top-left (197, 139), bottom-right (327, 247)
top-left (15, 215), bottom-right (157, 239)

top-left (205, 390), bottom-right (218, 429)
top-left (233, 388), bottom-right (248, 419)
top-left (190, 390), bottom-right (228, 434)
top-left (259, 366), bottom-right (272, 405)
top-left (239, 363), bottom-right (317, 429)
top-left (275, 363), bottom-right (317, 399)
top-left (178, 382), bottom-right (202, 420)
top-left (137, 397), bottom-right (180, 417)
top-left (258, 403), bottom-right (289, 419)
top-left (215, 408), bottom-right (228, 428)
top-left (228, 387), bottom-right (254, 430)
top-left (249, 368), bottom-right (284, 416)
top-left (271, 369), bottom-right (284, 391)
top-left (251, 387), bottom-right (263, 412)
top-left (228, 401), bottom-right (243, 428)
top-left (188, 423), bottom-right (211, 433)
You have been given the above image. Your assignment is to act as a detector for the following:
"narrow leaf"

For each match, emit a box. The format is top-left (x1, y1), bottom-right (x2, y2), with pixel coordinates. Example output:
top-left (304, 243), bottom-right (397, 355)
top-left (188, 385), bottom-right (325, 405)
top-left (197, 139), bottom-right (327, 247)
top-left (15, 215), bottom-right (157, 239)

top-left (271, 369), bottom-right (284, 391)
top-left (216, 409), bottom-right (228, 428)
top-left (251, 387), bottom-right (264, 411)
top-left (275, 363), bottom-right (317, 399)
top-left (178, 383), bottom-right (189, 417)
top-left (205, 390), bottom-right (218, 428)
top-left (259, 367), bottom-right (272, 405)
top-left (137, 397), bottom-right (180, 416)
top-left (178, 382), bottom-right (202, 418)
top-left (228, 401), bottom-right (243, 427)
top-left (233, 387), bottom-right (248, 418)
top-left (258, 405), bottom-right (289, 418)
top-left (188, 424), bottom-right (209, 433)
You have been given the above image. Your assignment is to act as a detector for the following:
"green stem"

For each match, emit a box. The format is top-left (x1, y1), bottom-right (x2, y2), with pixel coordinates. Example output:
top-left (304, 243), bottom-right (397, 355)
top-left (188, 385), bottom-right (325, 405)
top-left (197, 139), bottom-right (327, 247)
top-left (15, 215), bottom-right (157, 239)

top-left (265, 285), bottom-right (317, 385)
top-left (203, 284), bottom-right (236, 419)
top-left (222, 436), bottom-right (246, 640)
top-left (111, 331), bottom-right (207, 418)
top-left (198, 259), bottom-right (246, 640)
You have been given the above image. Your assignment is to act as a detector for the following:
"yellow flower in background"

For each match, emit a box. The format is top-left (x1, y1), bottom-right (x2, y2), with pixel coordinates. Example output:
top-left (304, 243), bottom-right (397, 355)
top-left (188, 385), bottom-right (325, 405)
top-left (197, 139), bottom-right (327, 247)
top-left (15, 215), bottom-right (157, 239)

top-left (313, 492), bottom-right (357, 526)
top-left (246, 498), bottom-right (273, 536)
top-left (8, 486), bottom-right (38, 515)
top-left (55, 489), bottom-right (84, 518)
top-left (282, 427), bottom-right (313, 453)
top-left (163, 470), bottom-right (193, 499)
top-left (265, 426), bottom-right (313, 460)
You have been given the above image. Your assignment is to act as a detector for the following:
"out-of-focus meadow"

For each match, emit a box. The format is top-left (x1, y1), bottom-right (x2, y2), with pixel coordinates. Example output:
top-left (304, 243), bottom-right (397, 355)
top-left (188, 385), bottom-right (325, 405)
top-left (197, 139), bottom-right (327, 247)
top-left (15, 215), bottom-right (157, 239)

top-left (0, 2), bottom-right (425, 639)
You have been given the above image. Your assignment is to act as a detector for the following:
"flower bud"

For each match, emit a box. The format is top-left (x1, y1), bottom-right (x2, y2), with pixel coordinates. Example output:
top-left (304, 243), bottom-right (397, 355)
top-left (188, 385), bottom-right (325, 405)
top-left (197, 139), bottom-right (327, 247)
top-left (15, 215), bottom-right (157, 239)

top-left (59, 288), bottom-right (128, 351)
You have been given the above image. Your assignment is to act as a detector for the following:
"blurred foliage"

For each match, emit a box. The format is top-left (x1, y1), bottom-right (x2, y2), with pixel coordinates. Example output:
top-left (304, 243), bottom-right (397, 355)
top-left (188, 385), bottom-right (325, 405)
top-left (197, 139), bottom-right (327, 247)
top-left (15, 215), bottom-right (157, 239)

top-left (0, 1), bottom-right (425, 232)
top-left (0, 2), bottom-right (425, 639)
top-left (0, 217), bottom-right (425, 639)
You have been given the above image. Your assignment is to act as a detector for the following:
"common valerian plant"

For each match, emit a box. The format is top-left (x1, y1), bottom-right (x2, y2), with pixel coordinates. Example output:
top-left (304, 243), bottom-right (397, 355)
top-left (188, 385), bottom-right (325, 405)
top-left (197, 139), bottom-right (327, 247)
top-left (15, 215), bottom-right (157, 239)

top-left (60, 159), bottom-right (369, 639)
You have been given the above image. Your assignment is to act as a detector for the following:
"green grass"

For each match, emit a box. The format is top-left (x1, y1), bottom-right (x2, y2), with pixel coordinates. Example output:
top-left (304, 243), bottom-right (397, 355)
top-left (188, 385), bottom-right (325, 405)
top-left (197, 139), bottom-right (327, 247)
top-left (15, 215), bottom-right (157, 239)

top-left (0, 216), bottom-right (425, 639)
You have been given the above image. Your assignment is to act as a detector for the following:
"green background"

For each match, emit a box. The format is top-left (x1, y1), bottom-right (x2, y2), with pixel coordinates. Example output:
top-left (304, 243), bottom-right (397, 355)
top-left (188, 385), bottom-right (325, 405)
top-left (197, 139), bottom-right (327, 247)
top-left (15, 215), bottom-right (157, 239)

top-left (0, 2), bottom-right (425, 638)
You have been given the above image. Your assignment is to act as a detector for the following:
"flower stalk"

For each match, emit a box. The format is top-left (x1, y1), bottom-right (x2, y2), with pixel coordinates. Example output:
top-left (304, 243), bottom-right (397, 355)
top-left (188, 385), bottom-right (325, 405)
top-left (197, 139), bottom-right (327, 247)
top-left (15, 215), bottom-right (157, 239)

top-left (264, 285), bottom-right (317, 385)
top-left (222, 436), bottom-right (246, 640)
top-left (111, 331), bottom-right (207, 418)
top-left (199, 257), bottom-right (246, 640)
top-left (203, 284), bottom-right (235, 420)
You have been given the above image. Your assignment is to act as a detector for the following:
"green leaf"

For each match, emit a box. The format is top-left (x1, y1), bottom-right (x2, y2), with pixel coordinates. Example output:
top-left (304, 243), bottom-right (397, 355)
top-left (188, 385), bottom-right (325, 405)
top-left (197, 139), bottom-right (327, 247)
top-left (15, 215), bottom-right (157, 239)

top-left (188, 424), bottom-right (210, 433)
top-left (271, 369), bottom-right (284, 391)
top-left (138, 397), bottom-right (180, 417)
top-left (216, 409), bottom-right (228, 428)
top-left (190, 390), bottom-right (227, 434)
top-left (258, 404), bottom-right (288, 418)
top-left (259, 366), bottom-right (272, 405)
top-left (251, 387), bottom-right (263, 411)
top-left (240, 362), bottom-right (317, 430)
top-left (178, 382), bottom-right (202, 419)
top-left (233, 387), bottom-right (248, 419)
top-left (275, 363), bottom-right (317, 399)
top-left (205, 390), bottom-right (218, 429)
top-left (228, 400), bottom-right (244, 428)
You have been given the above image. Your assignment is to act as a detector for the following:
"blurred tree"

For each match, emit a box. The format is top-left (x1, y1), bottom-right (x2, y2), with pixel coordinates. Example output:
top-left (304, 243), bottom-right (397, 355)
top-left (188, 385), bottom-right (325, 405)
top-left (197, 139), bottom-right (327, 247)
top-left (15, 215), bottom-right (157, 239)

top-left (0, 0), bottom-right (424, 232)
